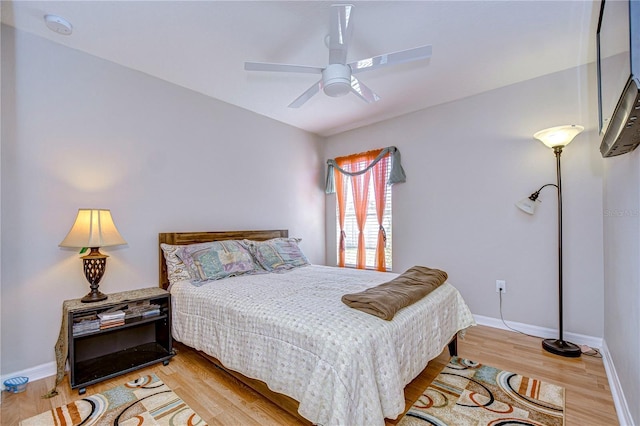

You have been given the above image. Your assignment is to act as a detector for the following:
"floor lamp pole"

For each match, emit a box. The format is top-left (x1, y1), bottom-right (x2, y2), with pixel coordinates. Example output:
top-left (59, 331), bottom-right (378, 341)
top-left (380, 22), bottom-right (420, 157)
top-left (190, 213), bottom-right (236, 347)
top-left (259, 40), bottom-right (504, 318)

top-left (542, 146), bottom-right (581, 357)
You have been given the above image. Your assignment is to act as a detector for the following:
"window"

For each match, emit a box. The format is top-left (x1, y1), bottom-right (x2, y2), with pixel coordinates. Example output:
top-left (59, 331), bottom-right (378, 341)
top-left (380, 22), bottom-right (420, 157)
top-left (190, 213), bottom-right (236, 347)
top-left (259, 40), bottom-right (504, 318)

top-left (334, 149), bottom-right (392, 271)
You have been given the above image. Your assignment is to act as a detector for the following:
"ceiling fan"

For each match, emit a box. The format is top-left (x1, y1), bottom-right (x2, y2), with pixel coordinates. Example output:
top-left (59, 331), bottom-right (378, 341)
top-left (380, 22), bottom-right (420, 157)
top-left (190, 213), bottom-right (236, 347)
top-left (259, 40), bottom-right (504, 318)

top-left (244, 4), bottom-right (432, 108)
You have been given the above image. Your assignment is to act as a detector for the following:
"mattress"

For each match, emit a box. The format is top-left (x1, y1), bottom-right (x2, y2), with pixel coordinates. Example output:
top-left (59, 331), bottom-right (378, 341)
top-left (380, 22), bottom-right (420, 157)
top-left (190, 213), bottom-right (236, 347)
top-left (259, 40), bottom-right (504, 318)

top-left (170, 264), bottom-right (475, 425)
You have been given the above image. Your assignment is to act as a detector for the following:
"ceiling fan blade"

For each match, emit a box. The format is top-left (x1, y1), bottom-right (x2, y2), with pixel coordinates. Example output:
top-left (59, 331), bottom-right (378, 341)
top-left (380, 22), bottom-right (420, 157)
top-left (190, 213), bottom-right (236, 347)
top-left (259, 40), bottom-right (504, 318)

top-left (350, 76), bottom-right (380, 104)
top-left (245, 62), bottom-right (323, 74)
top-left (288, 79), bottom-right (324, 108)
top-left (349, 44), bottom-right (432, 74)
top-left (328, 4), bottom-right (355, 65)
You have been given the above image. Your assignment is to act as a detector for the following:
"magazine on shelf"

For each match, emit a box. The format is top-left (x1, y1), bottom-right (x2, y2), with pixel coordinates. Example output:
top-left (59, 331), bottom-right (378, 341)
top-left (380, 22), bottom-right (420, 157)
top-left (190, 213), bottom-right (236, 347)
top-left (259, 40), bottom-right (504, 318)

top-left (98, 310), bottom-right (125, 321)
top-left (72, 312), bottom-right (100, 335)
top-left (124, 303), bottom-right (161, 319)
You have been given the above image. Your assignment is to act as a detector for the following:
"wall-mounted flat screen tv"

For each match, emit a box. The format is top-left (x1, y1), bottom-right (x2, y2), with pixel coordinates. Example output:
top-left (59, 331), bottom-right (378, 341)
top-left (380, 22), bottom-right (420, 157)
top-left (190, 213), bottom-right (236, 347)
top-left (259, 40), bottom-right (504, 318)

top-left (597, 0), bottom-right (640, 157)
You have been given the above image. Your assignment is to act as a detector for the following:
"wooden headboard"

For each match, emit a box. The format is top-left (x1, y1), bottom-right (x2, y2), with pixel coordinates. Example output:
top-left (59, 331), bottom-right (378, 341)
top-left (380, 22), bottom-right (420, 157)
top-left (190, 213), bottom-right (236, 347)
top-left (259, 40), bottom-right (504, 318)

top-left (158, 230), bottom-right (288, 289)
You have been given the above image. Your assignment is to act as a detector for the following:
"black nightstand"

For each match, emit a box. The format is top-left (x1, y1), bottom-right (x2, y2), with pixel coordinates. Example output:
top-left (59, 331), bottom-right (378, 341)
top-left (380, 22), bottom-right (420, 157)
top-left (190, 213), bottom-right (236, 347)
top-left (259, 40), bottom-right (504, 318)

top-left (60, 287), bottom-right (175, 394)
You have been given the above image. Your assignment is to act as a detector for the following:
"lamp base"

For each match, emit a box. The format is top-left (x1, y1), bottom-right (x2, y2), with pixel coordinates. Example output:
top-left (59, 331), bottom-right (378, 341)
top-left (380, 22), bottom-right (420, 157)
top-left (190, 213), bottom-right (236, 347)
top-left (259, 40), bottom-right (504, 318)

top-left (81, 289), bottom-right (107, 303)
top-left (542, 338), bottom-right (581, 357)
top-left (80, 248), bottom-right (109, 303)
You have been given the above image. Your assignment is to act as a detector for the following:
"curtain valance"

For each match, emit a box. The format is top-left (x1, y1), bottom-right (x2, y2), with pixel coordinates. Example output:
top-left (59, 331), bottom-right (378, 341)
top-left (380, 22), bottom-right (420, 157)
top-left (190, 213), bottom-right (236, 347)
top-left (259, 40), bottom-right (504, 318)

top-left (325, 146), bottom-right (406, 194)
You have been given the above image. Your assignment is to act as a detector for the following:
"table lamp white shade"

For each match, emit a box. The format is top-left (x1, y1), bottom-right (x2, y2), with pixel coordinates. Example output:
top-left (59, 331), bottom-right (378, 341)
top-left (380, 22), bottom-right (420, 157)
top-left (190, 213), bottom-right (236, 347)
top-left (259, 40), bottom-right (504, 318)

top-left (59, 209), bottom-right (126, 248)
top-left (533, 125), bottom-right (584, 149)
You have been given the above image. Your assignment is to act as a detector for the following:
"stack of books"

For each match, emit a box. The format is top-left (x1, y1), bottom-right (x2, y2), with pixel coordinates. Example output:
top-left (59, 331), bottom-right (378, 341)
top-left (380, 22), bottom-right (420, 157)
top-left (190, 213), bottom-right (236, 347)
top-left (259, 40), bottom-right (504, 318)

top-left (72, 312), bottom-right (100, 336)
top-left (73, 301), bottom-right (163, 335)
top-left (98, 309), bottom-right (125, 329)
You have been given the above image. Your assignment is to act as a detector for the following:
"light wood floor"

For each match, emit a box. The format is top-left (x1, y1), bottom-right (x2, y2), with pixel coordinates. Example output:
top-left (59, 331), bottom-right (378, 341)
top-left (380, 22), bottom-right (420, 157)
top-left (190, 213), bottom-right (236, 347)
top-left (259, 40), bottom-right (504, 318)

top-left (1, 325), bottom-right (619, 425)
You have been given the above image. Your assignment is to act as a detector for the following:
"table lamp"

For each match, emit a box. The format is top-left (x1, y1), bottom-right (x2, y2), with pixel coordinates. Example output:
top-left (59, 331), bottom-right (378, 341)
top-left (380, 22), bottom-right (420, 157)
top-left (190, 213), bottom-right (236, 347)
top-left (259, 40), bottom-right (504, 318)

top-left (59, 209), bottom-right (127, 302)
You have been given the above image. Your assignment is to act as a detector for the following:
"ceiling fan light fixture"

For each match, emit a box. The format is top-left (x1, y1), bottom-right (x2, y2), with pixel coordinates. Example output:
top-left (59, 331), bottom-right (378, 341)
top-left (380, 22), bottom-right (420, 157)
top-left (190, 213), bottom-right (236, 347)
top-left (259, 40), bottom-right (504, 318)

top-left (323, 64), bottom-right (351, 97)
top-left (244, 4), bottom-right (431, 107)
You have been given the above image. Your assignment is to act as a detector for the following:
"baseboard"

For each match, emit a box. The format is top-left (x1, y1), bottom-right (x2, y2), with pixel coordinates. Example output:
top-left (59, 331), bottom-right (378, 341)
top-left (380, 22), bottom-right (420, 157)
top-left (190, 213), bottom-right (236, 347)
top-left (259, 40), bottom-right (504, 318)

top-left (601, 339), bottom-right (635, 426)
top-left (475, 314), bottom-right (633, 425)
top-left (1, 361), bottom-right (58, 392)
top-left (473, 314), bottom-right (603, 349)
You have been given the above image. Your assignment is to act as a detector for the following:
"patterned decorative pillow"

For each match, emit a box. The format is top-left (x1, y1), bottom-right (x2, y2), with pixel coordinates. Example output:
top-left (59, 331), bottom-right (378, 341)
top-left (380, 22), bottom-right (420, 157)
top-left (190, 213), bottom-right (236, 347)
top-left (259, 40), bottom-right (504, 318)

top-left (177, 240), bottom-right (263, 282)
top-left (160, 243), bottom-right (194, 285)
top-left (243, 237), bottom-right (310, 272)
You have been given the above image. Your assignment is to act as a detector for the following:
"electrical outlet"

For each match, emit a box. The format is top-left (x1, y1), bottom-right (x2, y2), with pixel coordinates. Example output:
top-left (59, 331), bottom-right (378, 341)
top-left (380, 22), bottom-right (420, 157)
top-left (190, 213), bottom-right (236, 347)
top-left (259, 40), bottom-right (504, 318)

top-left (496, 280), bottom-right (506, 293)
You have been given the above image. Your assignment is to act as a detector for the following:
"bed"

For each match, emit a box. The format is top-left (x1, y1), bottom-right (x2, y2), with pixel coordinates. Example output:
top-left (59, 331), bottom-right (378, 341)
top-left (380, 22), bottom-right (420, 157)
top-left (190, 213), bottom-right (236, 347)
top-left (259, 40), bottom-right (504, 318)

top-left (159, 230), bottom-right (475, 426)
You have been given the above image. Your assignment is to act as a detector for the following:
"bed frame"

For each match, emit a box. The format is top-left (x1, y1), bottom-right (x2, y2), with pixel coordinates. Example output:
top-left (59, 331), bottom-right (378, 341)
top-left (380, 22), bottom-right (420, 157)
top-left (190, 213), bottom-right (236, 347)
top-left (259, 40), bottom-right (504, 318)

top-left (158, 229), bottom-right (457, 424)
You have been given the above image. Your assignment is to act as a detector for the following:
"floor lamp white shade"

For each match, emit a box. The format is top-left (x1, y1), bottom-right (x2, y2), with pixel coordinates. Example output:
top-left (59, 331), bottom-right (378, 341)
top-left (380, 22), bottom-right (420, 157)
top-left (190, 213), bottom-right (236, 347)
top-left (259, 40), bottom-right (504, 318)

top-left (533, 124), bottom-right (584, 149)
top-left (515, 197), bottom-right (539, 215)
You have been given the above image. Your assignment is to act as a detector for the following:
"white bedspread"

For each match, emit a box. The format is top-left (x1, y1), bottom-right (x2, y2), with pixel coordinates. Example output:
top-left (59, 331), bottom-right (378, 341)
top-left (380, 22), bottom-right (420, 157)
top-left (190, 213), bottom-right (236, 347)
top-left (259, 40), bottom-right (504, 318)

top-left (170, 265), bottom-right (475, 426)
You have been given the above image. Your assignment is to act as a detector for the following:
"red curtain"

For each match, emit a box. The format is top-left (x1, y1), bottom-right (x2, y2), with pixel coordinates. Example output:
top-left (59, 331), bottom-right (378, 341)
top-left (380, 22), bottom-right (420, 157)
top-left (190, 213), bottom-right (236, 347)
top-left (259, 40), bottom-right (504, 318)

top-left (334, 166), bottom-right (347, 267)
top-left (372, 153), bottom-right (390, 271)
top-left (335, 149), bottom-right (383, 269)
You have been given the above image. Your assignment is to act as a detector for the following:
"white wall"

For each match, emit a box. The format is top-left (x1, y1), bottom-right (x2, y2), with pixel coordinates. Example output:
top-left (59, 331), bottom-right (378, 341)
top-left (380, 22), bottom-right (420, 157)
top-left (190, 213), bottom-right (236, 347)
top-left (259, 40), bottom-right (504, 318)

top-left (0, 26), bottom-right (325, 375)
top-left (325, 64), bottom-right (605, 338)
top-left (603, 148), bottom-right (640, 425)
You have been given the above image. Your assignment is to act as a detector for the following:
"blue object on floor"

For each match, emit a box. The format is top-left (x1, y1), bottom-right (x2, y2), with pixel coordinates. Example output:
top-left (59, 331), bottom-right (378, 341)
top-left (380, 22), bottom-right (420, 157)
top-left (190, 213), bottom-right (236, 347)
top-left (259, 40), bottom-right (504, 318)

top-left (3, 376), bottom-right (28, 393)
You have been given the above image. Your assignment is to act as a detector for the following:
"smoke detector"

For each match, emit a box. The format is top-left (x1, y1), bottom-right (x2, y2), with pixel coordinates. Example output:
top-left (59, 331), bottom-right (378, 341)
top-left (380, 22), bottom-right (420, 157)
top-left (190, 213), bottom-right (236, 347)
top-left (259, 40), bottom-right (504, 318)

top-left (44, 14), bottom-right (73, 35)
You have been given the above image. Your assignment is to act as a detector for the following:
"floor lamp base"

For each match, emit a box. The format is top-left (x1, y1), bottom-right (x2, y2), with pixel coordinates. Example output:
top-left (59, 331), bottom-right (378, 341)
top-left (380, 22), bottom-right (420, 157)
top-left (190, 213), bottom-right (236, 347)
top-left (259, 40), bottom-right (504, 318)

top-left (542, 338), bottom-right (581, 357)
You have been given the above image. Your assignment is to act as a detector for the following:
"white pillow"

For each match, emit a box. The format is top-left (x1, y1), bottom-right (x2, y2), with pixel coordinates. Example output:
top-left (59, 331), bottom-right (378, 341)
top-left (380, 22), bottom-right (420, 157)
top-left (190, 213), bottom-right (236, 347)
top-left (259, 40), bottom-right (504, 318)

top-left (160, 243), bottom-right (193, 286)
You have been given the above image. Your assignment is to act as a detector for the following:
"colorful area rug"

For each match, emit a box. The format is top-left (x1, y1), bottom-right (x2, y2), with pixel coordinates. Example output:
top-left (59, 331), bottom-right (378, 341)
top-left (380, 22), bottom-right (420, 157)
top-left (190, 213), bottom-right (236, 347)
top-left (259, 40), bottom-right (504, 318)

top-left (399, 357), bottom-right (565, 426)
top-left (20, 374), bottom-right (207, 426)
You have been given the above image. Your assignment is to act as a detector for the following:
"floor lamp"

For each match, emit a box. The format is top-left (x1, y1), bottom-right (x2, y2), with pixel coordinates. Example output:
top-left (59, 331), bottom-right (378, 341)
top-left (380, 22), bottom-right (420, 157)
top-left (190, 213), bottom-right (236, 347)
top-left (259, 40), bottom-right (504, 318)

top-left (516, 124), bottom-right (583, 358)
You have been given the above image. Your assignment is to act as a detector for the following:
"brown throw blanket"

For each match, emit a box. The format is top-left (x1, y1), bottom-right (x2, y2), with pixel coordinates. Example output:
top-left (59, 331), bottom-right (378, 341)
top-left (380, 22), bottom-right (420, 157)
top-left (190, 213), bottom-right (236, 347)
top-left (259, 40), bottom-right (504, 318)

top-left (341, 266), bottom-right (448, 320)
